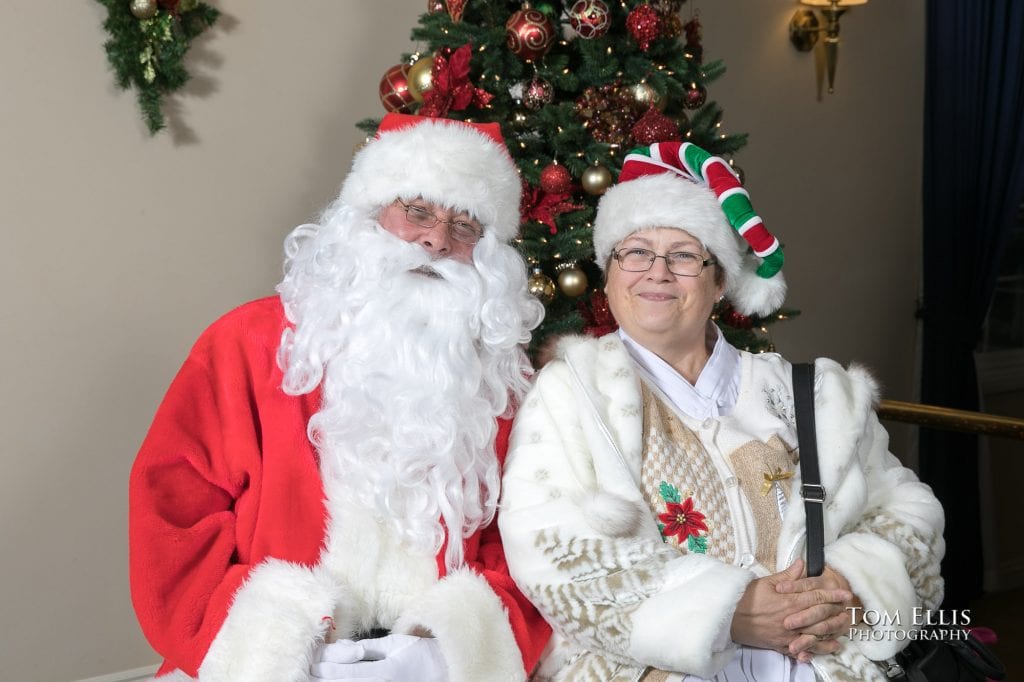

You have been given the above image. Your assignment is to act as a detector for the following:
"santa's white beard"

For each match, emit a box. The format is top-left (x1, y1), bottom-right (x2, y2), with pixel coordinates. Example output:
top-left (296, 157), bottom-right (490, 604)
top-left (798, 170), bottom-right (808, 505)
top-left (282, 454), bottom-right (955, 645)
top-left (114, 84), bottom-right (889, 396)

top-left (276, 205), bottom-right (542, 568)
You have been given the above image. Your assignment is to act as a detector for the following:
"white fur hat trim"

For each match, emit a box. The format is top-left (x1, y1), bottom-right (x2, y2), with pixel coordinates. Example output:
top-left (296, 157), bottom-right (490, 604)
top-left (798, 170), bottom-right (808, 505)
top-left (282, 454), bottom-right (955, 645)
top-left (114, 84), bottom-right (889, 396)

top-left (593, 173), bottom-right (787, 316)
top-left (339, 117), bottom-right (522, 242)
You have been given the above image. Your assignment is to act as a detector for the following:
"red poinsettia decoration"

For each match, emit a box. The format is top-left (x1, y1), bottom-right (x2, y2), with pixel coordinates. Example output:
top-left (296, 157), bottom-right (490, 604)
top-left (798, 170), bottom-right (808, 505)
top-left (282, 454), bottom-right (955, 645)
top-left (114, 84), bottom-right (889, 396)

top-left (658, 496), bottom-right (708, 541)
top-left (520, 181), bottom-right (583, 234)
top-left (419, 43), bottom-right (494, 117)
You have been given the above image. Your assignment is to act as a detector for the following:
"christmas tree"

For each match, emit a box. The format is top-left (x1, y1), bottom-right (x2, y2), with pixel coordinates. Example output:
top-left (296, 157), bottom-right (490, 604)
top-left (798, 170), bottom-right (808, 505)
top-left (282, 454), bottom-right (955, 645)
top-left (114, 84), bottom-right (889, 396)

top-left (363, 0), bottom-right (796, 356)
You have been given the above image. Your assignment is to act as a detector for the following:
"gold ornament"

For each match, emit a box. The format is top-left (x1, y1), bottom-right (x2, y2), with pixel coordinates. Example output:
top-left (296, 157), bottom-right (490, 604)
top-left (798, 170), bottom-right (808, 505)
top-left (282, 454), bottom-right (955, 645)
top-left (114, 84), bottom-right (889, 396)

top-left (557, 262), bottom-right (588, 297)
top-left (407, 55), bottom-right (435, 102)
top-left (130, 0), bottom-right (159, 19)
top-left (527, 267), bottom-right (556, 303)
top-left (632, 81), bottom-right (666, 111)
top-left (581, 164), bottom-right (613, 195)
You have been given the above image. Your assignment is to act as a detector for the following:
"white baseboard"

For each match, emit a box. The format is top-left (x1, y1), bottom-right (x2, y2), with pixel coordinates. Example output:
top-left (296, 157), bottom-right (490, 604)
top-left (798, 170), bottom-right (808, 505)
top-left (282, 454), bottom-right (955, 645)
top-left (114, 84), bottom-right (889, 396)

top-left (76, 664), bottom-right (159, 682)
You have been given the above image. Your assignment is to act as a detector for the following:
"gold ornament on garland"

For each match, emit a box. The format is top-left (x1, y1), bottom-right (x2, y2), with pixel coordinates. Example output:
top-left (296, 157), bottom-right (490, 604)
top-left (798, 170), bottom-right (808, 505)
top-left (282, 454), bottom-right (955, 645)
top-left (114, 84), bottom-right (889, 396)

top-left (528, 267), bottom-right (557, 302)
top-left (129, 0), bottom-right (158, 19)
top-left (581, 163), bottom-right (613, 195)
top-left (556, 262), bottom-right (589, 297)
top-left (407, 54), bottom-right (435, 102)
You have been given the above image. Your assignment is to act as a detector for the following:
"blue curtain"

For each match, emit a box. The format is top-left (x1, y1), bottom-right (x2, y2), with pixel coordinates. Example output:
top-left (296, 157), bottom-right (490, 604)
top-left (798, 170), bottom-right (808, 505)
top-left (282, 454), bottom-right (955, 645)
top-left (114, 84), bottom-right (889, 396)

top-left (921, 0), bottom-right (1024, 608)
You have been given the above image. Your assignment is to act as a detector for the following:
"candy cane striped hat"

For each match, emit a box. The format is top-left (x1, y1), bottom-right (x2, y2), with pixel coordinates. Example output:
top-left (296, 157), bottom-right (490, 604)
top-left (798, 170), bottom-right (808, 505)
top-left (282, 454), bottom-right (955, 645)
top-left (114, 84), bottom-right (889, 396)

top-left (593, 141), bottom-right (786, 316)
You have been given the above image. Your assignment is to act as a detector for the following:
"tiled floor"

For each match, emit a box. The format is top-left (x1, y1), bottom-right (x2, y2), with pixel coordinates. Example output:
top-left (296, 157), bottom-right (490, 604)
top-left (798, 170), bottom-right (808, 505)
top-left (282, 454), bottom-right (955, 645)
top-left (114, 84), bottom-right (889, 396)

top-left (969, 586), bottom-right (1022, 680)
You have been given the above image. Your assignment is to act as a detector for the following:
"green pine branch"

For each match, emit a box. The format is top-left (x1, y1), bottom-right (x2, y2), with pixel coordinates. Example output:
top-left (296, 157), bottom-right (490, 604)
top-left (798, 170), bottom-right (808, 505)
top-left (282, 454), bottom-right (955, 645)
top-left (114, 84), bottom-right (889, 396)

top-left (96, 0), bottom-right (219, 134)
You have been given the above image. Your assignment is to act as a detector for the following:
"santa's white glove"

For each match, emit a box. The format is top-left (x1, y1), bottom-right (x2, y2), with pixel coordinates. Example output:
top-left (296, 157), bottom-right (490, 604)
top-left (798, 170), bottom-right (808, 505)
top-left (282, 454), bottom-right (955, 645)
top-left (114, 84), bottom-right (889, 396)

top-left (309, 634), bottom-right (448, 682)
top-left (313, 639), bottom-right (368, 665)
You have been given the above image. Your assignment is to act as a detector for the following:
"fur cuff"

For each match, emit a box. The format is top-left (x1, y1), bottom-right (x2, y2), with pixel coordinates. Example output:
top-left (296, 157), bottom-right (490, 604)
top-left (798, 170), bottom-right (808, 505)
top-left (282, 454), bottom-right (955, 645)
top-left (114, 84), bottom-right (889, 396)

top-left (827, 533), bottom-right (919, 660)
top-left (629, 557), bottom-right (753, 677)
top-left (393, 569), bottom-right (525, 682)
top-left (198, 559), bottom-right (338, 682)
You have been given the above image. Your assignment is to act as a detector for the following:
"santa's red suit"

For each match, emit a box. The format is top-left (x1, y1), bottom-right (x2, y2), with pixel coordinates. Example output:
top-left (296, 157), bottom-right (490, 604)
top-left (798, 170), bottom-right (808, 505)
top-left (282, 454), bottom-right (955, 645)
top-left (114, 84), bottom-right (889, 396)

top-left (129, 296), bottom-right (551, 681)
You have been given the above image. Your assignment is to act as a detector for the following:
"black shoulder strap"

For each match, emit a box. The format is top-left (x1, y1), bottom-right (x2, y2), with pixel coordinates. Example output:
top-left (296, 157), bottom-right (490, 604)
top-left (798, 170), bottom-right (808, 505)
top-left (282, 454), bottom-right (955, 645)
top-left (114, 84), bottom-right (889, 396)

top-left (792, 362), bottom-right (825, 578)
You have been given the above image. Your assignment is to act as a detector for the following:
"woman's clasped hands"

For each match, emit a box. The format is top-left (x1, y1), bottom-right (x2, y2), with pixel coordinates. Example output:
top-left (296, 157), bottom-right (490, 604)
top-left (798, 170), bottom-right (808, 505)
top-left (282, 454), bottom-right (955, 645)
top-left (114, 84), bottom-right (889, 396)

top-left (730, 559), bottom-right (861, 664)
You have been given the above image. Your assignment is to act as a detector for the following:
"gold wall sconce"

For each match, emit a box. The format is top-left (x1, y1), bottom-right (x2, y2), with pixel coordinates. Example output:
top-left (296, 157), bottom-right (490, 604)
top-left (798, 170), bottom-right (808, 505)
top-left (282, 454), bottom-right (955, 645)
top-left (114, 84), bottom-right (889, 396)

top-left (789, 0), bottom-right (868, 94)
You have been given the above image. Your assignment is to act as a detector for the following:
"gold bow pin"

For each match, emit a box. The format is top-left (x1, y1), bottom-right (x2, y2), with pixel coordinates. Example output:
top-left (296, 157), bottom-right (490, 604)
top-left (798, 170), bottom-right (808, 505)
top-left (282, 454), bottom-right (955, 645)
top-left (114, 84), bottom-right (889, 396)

top-left (761, 467), bottom-right (794, 496)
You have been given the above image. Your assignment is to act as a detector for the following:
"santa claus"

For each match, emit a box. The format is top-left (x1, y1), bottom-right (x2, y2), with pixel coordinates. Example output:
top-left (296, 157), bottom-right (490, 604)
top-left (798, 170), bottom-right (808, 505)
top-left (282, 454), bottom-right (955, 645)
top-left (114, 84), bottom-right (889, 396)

top-left (129, 114), bottom-right (550, 682)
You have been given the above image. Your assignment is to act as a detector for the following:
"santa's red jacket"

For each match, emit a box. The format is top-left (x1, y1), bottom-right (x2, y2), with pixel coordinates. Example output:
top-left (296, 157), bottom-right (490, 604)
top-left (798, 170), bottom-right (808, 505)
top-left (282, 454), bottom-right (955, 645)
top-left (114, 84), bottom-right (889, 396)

top-left (129, 297), bottom-right (550, 681)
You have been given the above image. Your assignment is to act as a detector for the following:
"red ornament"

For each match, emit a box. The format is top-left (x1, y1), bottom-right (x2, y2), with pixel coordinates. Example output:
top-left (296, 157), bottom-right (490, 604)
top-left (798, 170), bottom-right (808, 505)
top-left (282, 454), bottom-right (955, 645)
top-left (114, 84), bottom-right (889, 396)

top-left (378, 63), bottom-right (417, 113)
top-left (540, 162), bottom-right (573, 194)
top-left (725, 309), bottom-right (754, 329)
top-left (427, 0), bottom-right (446, 13)
top-left (522, 76), bottom-right (554, 110)
top-left (568, 0), bottom-right (611, 39)
top-left (631, 107), bottom-right (681, 144)
top-left (506, 7), bottom-right (556, 62)
top-left (626, 4), bottom-right (662, 52)
top-left (446, 0), bottom-right (467, 20)
top-left (683, 82), bottom-right (707, 109)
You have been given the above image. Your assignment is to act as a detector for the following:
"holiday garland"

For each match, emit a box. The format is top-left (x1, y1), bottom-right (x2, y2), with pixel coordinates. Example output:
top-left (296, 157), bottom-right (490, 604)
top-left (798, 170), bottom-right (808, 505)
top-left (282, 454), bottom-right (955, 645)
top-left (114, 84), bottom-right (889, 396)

top-left (96, 0), bottom-right (219, 134)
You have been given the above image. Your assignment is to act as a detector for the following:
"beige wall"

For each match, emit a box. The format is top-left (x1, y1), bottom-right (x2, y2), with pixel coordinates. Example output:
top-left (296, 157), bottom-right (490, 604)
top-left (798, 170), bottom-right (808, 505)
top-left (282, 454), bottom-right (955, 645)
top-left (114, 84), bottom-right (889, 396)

top-left (0, 1), bottom-right (925, 680)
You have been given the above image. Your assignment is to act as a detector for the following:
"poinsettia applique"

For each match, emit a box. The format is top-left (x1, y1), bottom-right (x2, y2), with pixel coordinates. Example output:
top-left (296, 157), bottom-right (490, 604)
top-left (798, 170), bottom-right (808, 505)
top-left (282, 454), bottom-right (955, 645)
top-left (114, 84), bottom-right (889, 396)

top-left (657, 481), bottom-right (709, 553)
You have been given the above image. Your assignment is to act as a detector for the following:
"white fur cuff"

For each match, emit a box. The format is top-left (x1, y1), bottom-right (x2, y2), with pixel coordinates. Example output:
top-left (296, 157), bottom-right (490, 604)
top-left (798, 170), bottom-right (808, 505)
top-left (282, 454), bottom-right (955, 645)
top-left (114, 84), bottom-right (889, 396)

top-left (393, 569), bottom-right (525, 682)
top-left (629, 557), bottom-right (753, 677)
top-left (198, 559), bottom-right (338, 682)
top-left (826, 533), bottom-right (919, 660)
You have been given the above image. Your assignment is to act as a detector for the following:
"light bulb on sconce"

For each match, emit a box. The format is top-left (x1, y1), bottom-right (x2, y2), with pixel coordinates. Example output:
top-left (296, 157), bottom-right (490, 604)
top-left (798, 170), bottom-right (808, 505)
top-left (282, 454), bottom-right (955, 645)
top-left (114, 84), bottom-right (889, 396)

top-left (789, 0), bottom-right (868, 94)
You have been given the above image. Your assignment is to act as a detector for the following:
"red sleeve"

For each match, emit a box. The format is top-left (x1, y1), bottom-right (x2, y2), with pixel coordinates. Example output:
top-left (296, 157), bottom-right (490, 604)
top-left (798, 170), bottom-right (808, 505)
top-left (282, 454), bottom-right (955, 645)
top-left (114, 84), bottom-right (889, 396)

top-left (464, 417), bottom-right (552, 673)
top-left (128, 300), bottom-right (325, 677)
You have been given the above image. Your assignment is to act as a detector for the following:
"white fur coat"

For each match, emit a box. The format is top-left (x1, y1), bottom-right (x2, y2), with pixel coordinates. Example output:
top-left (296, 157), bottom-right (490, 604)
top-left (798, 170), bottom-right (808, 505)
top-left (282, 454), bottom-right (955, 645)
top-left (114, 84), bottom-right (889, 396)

top-left (498, 334), bottom-right (945, 682)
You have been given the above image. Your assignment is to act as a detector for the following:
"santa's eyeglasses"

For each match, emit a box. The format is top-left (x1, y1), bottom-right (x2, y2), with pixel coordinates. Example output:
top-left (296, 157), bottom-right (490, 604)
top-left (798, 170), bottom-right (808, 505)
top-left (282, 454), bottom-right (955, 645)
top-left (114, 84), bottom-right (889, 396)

top-left (395, 199), bottom-right (483, 245)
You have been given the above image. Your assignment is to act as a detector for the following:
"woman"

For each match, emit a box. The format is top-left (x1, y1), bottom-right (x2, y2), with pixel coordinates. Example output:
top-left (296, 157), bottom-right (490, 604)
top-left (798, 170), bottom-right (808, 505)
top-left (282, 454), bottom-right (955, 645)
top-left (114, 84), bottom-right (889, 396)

top-left (498, 142), bottom-right (945, 681)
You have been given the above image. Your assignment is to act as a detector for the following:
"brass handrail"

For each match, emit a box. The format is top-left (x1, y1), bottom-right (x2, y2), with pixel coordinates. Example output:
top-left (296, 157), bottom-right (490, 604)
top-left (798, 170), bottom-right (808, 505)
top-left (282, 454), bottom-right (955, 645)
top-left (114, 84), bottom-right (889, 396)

top-left (878, 399), bottom-right (1024, 440)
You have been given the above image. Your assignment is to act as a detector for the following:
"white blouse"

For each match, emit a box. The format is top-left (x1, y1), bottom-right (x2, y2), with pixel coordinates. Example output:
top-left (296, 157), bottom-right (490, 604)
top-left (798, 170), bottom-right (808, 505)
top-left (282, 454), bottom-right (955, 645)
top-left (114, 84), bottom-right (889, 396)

top-left (618, 325), bottom-right (741, 421)
top-left (619, 327), bottom-right (816, 682)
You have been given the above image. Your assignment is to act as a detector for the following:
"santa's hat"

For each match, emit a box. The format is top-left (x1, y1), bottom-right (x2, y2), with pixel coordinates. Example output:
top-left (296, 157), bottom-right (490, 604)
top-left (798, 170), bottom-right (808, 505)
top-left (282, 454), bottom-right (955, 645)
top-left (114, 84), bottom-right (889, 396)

top-left (339, 113), bottom-right (522, 243)
top-left (593, 142), bottom-right (786, 316)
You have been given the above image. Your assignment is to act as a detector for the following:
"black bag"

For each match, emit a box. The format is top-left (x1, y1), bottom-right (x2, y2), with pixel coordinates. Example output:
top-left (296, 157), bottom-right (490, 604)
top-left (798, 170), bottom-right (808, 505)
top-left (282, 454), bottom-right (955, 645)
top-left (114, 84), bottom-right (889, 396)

top-left (791, 363), bottom-right (1006, 682)
top-left (884, 630), bottom-right (1006, 681)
